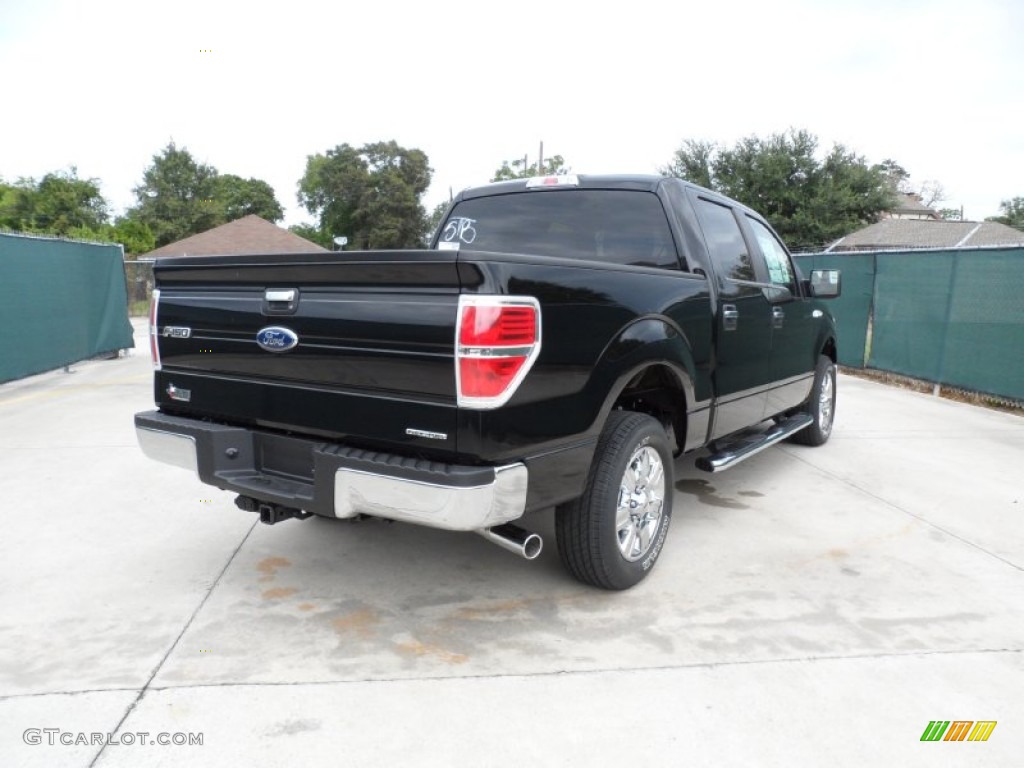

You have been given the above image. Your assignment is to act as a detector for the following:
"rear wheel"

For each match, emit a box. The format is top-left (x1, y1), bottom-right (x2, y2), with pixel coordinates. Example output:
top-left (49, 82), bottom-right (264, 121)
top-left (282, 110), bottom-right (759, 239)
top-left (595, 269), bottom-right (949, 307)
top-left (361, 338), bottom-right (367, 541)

top-left (790, 355), bottom-right (836, 446)
top-left (556, 411), bottom-right (673, 590)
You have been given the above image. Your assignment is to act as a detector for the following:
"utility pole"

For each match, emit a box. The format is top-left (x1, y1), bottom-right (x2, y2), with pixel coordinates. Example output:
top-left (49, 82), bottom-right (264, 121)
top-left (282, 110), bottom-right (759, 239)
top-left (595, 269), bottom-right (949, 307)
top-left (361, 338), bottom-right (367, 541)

top-left (538, 141), bottom-right (544, 175)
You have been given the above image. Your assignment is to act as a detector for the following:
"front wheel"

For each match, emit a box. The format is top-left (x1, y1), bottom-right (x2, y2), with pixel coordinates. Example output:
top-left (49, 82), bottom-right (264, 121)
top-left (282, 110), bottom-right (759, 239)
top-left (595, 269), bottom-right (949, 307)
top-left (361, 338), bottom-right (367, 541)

top-left (790, 355), bottom-right (836, 446)
top-left (556, 411), bottom-right (673, 590)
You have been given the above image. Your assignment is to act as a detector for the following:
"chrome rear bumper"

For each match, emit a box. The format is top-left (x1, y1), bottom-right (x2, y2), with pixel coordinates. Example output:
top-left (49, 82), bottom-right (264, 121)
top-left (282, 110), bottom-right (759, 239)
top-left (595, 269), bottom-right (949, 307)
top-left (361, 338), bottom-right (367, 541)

top-left (134, 411), bottom-right (528, 532)
top-left (333, 463), bottom-right (527, 530)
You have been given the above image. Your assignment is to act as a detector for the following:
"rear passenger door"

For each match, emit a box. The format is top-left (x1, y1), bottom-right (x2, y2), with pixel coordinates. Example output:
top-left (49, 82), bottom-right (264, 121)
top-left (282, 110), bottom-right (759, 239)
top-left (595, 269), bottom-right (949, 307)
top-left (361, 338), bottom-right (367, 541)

top-left (690, 194), bottom-right (775, 439)
top-left (742, 215), bottom-right (818, 416)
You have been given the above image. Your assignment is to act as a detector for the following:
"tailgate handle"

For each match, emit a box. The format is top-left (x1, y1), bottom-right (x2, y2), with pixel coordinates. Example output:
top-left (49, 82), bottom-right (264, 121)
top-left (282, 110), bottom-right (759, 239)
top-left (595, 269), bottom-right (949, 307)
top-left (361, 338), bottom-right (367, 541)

top-left (263, 288), bottom-right (299, 315)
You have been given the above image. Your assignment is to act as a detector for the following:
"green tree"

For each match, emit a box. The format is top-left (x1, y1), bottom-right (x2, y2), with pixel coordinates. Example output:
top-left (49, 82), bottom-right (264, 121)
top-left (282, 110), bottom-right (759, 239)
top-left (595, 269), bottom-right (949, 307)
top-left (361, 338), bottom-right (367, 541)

top-left (491, 154), bottom-right (568, 181)
top-left (288, 222), bottom-right (333, 249)
top-left (0, 168), bottom-right (109, 236)
top-left (662, 129), bottom-right (895, 250)
top-left (297, 140), bottom-right (432, 250)
top-left (109, 218), bottom-right (157, 255)
top-left (423, 201), bottom-right (449, 243)
top-left (0, 178), bottom-right (33, 231)
top-left (214, 174), bottom-right (284, 222)
top-left (127, 142), bottom-right (285, 247)
top-left (987, 197), bottom-right (1024, 231)
top-left (128, 142), bottom-right (220, 246)
top-left (875, 158), bottom-right (911, 192)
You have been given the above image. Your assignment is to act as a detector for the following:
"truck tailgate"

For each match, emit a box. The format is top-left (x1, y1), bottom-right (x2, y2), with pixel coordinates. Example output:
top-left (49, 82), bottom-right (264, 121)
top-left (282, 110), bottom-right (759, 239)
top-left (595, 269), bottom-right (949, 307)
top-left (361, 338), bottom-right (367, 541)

top-left (151, 251), bottom-right (460, 456)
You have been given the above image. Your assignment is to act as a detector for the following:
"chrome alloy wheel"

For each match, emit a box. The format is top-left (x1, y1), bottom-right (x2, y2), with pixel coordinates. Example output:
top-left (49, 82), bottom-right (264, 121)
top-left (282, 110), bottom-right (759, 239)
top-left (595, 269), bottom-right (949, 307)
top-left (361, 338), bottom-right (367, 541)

top-left (615, 445), bottom-right (666, 562)
top-left (819, 365), bottom-right (835, 435)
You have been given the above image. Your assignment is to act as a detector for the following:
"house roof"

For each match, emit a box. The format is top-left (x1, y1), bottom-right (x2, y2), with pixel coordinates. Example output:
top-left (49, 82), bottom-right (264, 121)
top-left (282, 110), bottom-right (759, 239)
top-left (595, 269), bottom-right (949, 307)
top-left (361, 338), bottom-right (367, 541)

top-left (888, 193), bottom-right (939, 218)
top-left (144, 215), bottom-right (327, 258)
top-left (828, 219), bottom-right (1024, 252)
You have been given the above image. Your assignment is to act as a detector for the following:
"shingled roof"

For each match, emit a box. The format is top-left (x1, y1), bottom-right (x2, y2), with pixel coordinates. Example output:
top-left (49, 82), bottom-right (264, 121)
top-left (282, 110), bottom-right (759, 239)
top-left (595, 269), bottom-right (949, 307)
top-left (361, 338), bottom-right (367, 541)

top-left (887, 193), bottom-right (940, 220)
top-left (828, 219), bottom-right (1024, 252)
top-left (144, 215), bottom-right (327, 258)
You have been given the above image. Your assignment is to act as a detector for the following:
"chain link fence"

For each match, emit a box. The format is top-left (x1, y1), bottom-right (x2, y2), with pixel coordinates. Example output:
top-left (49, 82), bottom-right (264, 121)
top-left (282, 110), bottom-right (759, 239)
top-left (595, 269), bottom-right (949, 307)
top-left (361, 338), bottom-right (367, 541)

top-left (124, 259), bottom-right (155, 316)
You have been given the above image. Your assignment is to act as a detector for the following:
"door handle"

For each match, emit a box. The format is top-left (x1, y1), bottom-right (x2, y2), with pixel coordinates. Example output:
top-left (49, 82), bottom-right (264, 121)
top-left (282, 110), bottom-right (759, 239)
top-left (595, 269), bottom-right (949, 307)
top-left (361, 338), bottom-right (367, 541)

top-left (772, 307), bottom-right (785, 328)
top-left (722, 305), bottom-right (738, 331)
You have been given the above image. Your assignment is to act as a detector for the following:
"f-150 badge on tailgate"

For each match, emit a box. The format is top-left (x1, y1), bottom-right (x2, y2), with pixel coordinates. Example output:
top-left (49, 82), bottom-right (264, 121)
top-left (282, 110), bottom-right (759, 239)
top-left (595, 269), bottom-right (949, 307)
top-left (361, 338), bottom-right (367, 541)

top-left (256, 326), bottom-right (299, 352)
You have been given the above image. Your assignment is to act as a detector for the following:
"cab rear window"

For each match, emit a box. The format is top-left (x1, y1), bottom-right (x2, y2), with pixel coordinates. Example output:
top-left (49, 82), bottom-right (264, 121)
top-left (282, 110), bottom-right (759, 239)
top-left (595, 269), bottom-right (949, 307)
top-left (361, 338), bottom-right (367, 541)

top-left (439, 190), bottom-right (680, 269)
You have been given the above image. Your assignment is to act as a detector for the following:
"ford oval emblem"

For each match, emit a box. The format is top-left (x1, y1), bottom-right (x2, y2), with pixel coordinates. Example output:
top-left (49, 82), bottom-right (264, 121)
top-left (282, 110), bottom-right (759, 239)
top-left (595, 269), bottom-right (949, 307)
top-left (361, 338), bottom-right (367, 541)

top-left (256, 326), bottom-right (299, 353)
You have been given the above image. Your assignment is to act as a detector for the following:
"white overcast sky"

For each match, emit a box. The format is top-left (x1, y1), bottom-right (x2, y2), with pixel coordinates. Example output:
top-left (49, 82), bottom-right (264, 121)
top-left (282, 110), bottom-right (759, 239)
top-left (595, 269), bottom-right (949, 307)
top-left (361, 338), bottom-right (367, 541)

top-left (1, 0), bottom-right (1021, 229)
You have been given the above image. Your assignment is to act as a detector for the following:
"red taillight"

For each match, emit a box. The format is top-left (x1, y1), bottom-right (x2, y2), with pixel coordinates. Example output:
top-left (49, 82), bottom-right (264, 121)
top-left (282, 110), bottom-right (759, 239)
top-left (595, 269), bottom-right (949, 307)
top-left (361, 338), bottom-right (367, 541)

top-left (459, 305), bottom-right (537, 347)
top-left (456, 296), bottom-right (540, 408)
top-left (149, 289), bottom-right (161, 370)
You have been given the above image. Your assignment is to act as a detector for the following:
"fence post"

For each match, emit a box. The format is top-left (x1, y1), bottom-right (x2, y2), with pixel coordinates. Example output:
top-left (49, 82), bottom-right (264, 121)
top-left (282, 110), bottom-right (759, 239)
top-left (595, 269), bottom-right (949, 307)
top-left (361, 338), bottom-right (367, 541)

top-left (932, 251), bottom-right (961, 397)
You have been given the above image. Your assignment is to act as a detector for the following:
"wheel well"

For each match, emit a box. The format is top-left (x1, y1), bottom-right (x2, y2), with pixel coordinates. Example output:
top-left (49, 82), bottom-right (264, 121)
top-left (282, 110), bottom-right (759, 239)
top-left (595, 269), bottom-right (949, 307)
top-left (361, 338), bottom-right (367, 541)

top-left (823, 337), bottom-right (837, 364)
top-left (612, 365), bottom-right (687, 455)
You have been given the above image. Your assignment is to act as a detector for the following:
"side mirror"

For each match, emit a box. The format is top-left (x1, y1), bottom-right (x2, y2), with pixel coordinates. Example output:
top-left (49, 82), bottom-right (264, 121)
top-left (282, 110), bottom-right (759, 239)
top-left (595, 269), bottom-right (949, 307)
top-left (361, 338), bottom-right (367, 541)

top-left (807, 269), bottom-right (841, 299)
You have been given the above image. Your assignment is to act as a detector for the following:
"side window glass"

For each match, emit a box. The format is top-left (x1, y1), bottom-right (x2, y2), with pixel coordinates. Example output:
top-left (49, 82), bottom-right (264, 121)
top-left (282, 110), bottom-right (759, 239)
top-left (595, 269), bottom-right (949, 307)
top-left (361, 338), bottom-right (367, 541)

top-left (747, 217), bottom-right (795, 290)
top-left (693, 199), bottom-right (754, 281)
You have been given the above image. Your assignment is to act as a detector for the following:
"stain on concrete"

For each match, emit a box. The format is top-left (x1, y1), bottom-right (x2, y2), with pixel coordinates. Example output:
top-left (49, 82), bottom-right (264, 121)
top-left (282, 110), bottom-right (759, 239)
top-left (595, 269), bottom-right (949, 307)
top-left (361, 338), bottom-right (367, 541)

top-left (399, 593), bottom-right (476, 611)
top-left (261, 587), bottom-right (298, 600)
top-left (256, 556), bottom-right (292, 583)
top-left (296, 603), bottom-right (317, 612)
top-left (738, 490), bottom-right (765, 498)
top-left (675, 478), bottom-right (749, 509)
top-left (331, 608), bottom-right (379, 639)
top-left (267, 719), bottom-right (322, 737)
top-left (395, 639), bottom-right (468, 664)
top-left (454, 599), bottom-right (529, 621)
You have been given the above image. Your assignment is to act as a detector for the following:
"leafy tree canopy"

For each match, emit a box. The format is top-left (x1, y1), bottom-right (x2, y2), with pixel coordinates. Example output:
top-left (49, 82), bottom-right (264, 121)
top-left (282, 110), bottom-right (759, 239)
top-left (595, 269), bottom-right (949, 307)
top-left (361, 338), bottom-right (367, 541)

top-left (288, 222), bottom-right (333, 250)
top-left (127, 142), bottom-right (285, 248)
top-left (987, 197), bottom-right (1024, 231)
top-left (297, 140), bottom-right (432, 250)
top-left (215, 174), bottom-right (284, 223)
top-left (0, 168), bottom-right (108, 235)
top-left (492, 154), bottom-right (568, 181)
top-left (661, 129), bottom-right (896, 250)
top-left (424, 201), bottom-right (450, 241)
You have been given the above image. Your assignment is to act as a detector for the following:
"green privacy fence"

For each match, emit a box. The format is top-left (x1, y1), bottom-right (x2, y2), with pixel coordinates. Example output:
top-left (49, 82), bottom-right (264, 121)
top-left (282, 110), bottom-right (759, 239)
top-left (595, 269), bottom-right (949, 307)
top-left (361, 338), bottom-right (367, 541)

top-left (0, 233), bottom-right (135, 383)
top-left (794, 251), bottom-right (874, 368)
top-left (795, 247), bottom-right (1024, 401)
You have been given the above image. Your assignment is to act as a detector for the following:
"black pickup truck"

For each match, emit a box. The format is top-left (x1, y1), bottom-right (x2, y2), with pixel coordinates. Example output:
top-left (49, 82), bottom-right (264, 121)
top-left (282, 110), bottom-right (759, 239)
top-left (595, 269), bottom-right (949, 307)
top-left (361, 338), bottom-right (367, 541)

top-left (136, 174), bottom-right (840, 589)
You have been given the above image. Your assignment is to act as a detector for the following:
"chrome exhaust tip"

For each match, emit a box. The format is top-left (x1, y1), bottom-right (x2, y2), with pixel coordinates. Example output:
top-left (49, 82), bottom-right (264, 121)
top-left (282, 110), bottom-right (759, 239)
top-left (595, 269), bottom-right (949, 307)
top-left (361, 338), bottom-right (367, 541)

top-left (476, 523), bottom-right (543, 560)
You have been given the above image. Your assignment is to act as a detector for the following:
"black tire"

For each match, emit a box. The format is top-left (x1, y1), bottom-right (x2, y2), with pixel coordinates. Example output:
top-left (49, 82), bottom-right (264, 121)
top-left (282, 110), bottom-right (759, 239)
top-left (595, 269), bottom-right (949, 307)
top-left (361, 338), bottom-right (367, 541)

top-left (790, 355), bottom-right (837, 446)
top-left (556, 411), bottom-right (674, 590)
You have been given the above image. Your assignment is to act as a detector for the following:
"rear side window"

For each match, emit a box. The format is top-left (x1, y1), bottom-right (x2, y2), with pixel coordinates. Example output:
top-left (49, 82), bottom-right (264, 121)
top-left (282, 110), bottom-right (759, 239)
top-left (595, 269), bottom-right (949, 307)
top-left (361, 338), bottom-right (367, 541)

top-left (693, 198), bottom-right (755, 282)
top-left (440, 190), bottom-right (680, 269)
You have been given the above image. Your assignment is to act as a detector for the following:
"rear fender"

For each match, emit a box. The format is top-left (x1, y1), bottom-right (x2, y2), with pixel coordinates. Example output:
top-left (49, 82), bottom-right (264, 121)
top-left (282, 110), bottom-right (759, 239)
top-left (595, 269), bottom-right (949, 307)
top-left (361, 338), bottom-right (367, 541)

top-left (590, 317), bottom-right (700, 449)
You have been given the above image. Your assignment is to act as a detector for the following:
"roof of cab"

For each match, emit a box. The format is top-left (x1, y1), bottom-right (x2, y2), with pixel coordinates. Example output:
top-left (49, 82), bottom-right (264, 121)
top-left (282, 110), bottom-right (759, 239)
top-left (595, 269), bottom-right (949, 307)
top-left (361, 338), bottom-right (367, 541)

top-left (457, 174), bottom-right (666, 200)
top-left (454, 174), bottom-right (754, 215)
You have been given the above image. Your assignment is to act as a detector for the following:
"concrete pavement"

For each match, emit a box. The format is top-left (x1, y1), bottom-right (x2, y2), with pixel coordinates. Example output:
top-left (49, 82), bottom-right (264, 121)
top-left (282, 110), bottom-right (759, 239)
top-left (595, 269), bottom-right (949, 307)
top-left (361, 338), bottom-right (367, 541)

top-left (1, 319), bottom-right (1021, 766)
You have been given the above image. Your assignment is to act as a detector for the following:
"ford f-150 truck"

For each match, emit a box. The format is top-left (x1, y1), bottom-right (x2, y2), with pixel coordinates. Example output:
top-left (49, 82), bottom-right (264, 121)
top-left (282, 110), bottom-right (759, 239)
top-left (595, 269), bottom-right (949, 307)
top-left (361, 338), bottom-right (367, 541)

top-left (135, 174), bottom-right (841, 589)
